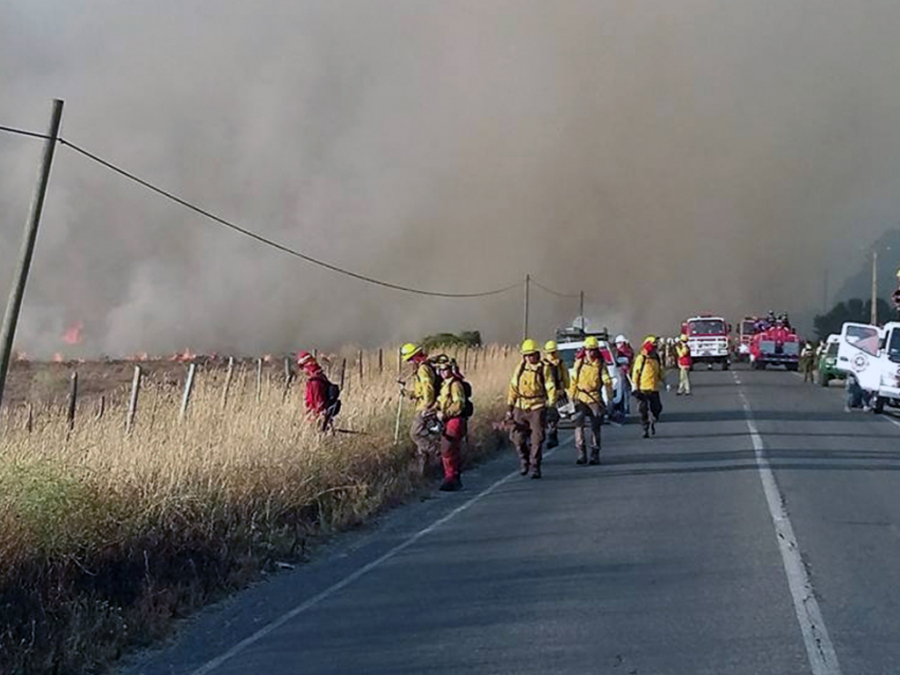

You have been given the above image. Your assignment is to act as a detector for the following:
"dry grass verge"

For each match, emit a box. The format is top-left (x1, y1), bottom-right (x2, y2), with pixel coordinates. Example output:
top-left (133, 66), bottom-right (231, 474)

top-left (0, 347), bottom-right (517, 674)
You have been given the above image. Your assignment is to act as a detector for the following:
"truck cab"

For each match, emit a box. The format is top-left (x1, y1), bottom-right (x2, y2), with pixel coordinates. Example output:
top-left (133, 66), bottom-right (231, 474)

top-left (682, 316), bottom-right (731, 370)
top-left (836, 321), bottom-right (900, 412)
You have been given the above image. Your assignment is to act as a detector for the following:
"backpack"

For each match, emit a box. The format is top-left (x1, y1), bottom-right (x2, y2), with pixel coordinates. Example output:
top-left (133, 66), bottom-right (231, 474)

top-left (514, 361), bottom-right (546, 400)
top-left (459, 377), bottom-right (474, 418)
top-left (312, 373), bottom-right (342, 416)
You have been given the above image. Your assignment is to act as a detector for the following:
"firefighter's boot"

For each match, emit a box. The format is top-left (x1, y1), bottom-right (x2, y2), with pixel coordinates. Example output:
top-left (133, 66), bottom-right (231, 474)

top-left (588, 447), bottom-right (601, 465)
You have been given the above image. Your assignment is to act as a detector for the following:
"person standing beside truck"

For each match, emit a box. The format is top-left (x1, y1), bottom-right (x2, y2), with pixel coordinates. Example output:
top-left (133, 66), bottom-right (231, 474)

top-left (799, 342), bottom-right (816, 383)
top-left (676, 335), bottom-right (692, 396)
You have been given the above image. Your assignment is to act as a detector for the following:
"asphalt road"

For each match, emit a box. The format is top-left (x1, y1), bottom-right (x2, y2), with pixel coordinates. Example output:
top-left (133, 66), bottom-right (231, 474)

top-left (123, 367), bottom-right (900, 675)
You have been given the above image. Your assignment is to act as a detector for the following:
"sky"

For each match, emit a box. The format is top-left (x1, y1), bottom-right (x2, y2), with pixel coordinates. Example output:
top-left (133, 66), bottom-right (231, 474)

top-left (3, 0), bottom-right (900, 356)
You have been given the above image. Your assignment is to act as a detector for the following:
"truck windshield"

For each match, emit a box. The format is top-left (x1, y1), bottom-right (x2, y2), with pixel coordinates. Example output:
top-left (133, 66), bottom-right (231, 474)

top-left (741, 321), bottom-right (755, 335)
top-left (689, 320), bottom-right (726, 335)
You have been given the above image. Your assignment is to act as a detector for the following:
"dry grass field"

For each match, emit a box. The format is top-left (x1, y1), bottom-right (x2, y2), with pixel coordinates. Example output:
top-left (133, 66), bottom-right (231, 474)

top-left (0, 346), bottom-right (517, 674)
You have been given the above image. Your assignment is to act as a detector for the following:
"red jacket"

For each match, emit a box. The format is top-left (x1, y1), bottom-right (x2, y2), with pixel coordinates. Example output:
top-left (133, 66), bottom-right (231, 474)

top-left (305, 370), bottom-right (329, 415)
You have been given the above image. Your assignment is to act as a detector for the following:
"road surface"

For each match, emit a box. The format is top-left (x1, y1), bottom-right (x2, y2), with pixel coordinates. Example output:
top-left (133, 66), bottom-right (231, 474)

top-left (124, 368), bottom-right (900, 675)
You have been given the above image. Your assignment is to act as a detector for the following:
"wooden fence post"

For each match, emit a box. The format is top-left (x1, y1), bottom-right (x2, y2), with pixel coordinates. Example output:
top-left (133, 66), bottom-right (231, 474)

top-left (96, 395), bottom-right (105, 421)
top-left (221, 357), bottom-right (235, 410)
top-left (463, 347), bottom-right (469, 371)
top-left (25, 402), bottom-right (33, 433)
top-left (179, 363), bottom-right (196, 422)
top-left (379, 348), bottom-right (383, 374)
top-left (256, 358), bottom-right (263, 404)
top-left (358, 350), bottom-right (363, 383)
top-left (126, 366), bottom-right (142, 434)
top-left (65, 371), bottom-right (78, 435)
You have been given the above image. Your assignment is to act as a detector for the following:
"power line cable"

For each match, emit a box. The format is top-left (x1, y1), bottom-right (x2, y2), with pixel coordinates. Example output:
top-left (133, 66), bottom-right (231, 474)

top-left (0, 124), bottom-right (53, 141)
top-left (56, 138), bottom-right (519, 298)
top-left (530, 278), bottom-right (580, 299)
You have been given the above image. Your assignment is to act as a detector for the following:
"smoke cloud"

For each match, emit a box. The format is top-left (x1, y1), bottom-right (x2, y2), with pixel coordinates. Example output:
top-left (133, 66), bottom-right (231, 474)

top-left (4, 0), bottom-right (900, 356)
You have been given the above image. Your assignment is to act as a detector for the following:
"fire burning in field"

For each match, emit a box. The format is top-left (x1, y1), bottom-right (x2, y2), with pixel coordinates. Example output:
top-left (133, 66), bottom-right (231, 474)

top-left (52, 353), bottom-right (65, 363)
top-left (170, 349), bottom-right (195, 362)
top-left (62, 321), bottom-right (83, 345)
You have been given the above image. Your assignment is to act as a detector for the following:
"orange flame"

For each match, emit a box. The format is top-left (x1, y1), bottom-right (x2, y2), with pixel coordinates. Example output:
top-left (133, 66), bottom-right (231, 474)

top-left (263, 354), bottom-right (272, 363)
top-left (170, 348), bottom-right (195, 362)
top-left (130, 352), bottom-right (149, 362)
top-left (52, 352), bottom-right (64, 363)
top-left (62, 321), bottom-right (83, 345)
top-left (14, 351), bottom-right (28, 362)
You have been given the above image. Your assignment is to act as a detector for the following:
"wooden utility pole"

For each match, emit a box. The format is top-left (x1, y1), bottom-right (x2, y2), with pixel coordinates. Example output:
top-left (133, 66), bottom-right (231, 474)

top-left (871, 250), bottom-right (879, 325)
top-left (255, 358), bottom-right (263, 403)
top-left (579, 291), bottom-right (585, 332)
top-left (522, 274), bottom-right (531, 341)
top-left (0, 99), bottom-right (64, 415)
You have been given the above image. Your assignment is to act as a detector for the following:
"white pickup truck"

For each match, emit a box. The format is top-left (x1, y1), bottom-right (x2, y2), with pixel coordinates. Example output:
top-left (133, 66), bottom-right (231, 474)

top-left (836, 321), bottom-right (900, 412)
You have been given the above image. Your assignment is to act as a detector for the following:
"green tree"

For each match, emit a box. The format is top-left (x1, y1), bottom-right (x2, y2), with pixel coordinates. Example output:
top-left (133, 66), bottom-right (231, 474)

top-left (813, 298), bottom-right (892, 340)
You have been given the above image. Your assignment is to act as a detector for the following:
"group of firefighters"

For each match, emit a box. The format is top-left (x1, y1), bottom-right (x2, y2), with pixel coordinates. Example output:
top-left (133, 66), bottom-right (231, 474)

top-left (293, 332), bottom-right (697, 491)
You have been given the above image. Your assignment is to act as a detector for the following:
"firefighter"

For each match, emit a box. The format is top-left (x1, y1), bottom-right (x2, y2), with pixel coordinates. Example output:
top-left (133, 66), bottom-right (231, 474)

top-left (569, 336), bottom-right (613, 465)
top-left (800, 341), bottom-right (816, 383)
top-left (632, 336), bottom-right (664, 438)
top-left (400, 342), bottom-right (440, 473)
top-left (614, 335), bottom-right (635, 368)
top-left (436, 359), bottom-right (468, 491)
top-left (543, 340), bottom-right (570, 449)
top-left (676, 334), bottom-right (692, 395)
top-left (297, 351), bottom-right (340, 431)
top-left (506, 339), bottom-right (557, 479)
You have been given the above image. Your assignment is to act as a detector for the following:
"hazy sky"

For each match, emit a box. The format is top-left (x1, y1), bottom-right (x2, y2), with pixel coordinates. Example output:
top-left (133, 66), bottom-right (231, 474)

top-left (3, 0), bottom-right (900, 356)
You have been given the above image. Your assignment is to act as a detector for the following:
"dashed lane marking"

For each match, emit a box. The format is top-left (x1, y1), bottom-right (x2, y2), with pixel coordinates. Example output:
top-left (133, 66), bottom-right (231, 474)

top-left (732, 371), bottom-right (843, 675)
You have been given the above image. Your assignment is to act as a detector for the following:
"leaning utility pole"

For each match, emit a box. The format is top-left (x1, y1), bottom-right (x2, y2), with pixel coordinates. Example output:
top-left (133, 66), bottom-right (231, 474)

top-left (579, 291), bottom-right (585, 333)
top-left (871, 250), bottom-right (879, 325)
top-left (522, 274), bottom-right (531, 341)
top-left (0, 99), bottom-right (64, 415)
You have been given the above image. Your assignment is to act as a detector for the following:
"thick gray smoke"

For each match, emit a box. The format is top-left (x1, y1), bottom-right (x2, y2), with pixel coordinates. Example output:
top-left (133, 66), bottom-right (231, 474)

top-left (4, 0), bottom-right (900, 356)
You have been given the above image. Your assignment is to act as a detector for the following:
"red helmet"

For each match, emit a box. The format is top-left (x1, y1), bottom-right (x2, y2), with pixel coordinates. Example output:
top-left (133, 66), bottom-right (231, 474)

top-left (296, 350), bottom-right (315, 366)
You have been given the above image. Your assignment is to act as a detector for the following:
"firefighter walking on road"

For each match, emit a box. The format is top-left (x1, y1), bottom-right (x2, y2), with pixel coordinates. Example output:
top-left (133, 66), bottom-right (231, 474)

top-left (800, 341), bottom-right (816, 383)
top-left (632, 336), bottom-right (664, 438)
top-left (401, 343), bottom-right (440, 473)
top-left (543, 340), bottom-right (570, 449)
top-left (676, 335), bottom-right (692, 396)
top-left (506, 339), bottom-right (557, 479)
top-left (297, 351), bottom-right (341, 431)
top-left (569, 336), bottom-right (613, 465)
top-left (436, 359), bottom-right (468, 491)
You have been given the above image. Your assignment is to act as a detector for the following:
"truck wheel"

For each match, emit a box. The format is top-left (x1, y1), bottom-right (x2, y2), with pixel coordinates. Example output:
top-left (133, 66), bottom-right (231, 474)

top-left (819, 374), bottom-right (830, 387)
top-left (874, 397), bottom-right (885, 414)
top-left (722, 361), bottom-right (730, 371)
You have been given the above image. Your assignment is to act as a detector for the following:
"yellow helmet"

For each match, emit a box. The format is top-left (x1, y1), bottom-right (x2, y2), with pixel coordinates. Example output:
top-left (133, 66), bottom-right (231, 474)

top-left (520, 338), bottom-right (540, 355)
top-left (544, 340), bottom-right (558, 352)
top-left (680, 334), bottom-right (688, 342)
top-left (643, 335), bottom-right (657, 344)
top-left (584, 336), bottom-right (600, 349)
top-left (400, 343), bottom-right (421, 361)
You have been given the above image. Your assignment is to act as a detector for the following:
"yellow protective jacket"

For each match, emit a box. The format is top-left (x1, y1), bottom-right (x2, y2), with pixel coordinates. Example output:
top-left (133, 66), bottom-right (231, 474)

top-left (438, 378), bottom-right (466, 419)
top-left (631, 352), bottom-right (663, 392)
top-left (411, 361), bottom-right (437, 412)
top-left (544, 355), bottom-right (571, 396)
top-left (569, 356), bottom-right (612, 406)
top-left (507, 361), bottom-right (557, 410)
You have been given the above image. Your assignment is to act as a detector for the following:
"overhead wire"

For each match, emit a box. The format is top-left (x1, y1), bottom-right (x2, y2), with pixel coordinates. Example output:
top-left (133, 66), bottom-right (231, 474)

top-left (530, 278), bottom-right (581, 299)
top-left (2, 123), bottom-right (520, 298)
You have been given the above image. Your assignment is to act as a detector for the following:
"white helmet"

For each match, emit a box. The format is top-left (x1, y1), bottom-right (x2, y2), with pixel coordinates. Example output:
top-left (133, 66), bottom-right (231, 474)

top-left (614, 334), bottom-right (628, 344)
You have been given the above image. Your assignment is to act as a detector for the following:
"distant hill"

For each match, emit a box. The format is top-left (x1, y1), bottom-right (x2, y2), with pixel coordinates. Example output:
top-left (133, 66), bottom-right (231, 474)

top-left (834, 229), bottom-right (900, 304)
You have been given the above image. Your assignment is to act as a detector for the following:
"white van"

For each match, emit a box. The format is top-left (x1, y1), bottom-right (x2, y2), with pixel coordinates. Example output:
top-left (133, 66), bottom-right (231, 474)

top-left (836, 321), bottom-right (900, 412)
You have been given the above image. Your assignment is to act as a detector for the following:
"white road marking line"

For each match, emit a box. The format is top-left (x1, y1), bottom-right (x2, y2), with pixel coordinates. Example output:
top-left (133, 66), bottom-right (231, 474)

top-left (731, 371), bottom-right (843, 675)
top-left (189, 443), bottom-right (563, 675)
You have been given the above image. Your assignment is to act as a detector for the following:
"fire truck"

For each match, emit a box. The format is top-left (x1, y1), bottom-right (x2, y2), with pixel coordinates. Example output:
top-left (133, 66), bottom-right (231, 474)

top-left (734, 317), bottom-right (758, 362)
top-left (681, 315), bottom-right (731, 370)
top-left (749, 323), bottom-right (800, 370)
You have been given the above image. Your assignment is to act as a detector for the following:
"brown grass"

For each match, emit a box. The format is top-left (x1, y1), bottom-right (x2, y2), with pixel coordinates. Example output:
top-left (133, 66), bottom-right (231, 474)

top-left (0, 346), bottom-right (517, 674)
